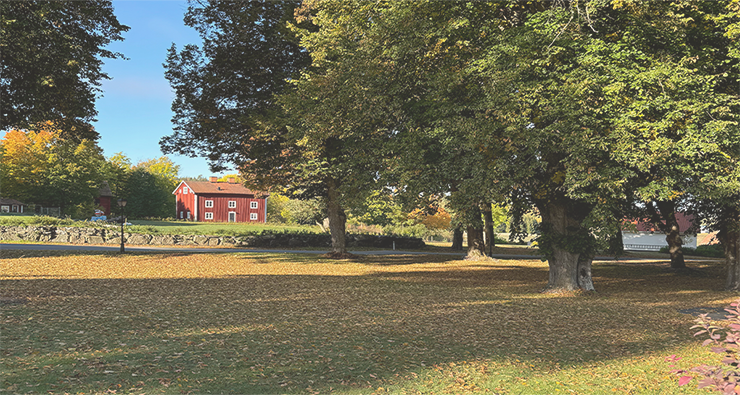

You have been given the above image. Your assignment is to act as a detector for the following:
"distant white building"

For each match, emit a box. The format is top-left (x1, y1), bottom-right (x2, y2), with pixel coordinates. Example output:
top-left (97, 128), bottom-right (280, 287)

top-left (622, 213), bottom-right (697, 251)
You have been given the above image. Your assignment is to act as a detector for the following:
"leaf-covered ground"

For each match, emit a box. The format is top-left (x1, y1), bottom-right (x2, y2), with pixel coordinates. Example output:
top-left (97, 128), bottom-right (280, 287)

top-left (0, 250), bottom-right (732, 394)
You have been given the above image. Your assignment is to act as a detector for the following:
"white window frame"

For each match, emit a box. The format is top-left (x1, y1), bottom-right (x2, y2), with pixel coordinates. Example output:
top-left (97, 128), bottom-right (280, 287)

top-left (205, 200), bottom-right (214, 208)
top-left (1, 205), bottom-right (9, 213)
top-left (228, 212), bottom-right (236, 222)
top-left (228, 200), bottom-right (237, 208)
top-left (183, 187), bottom-right (189, 194)
top-left (250, 201), bottom-right (259, 209)
top-left (187, 211), bottom-right (191, 220)
top-left (250, 213), bottom-right (258, 221)
top-left (205, 212), bottom-right (213, 220)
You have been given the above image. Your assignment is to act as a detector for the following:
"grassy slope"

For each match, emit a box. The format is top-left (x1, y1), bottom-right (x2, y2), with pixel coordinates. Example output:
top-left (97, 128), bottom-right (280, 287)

top-left (0, 251), bottom-right (730, 394)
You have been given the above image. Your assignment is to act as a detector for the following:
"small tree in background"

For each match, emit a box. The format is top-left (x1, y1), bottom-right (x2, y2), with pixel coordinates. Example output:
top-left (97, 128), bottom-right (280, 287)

top-left (103, 154), bottom-right (180, 219)
top-left (349, 190), bottom-right (404, 228)
top-left (1, 123), bottom-right (107, 217)
top-left (266, 192), bottom-right (325, 226)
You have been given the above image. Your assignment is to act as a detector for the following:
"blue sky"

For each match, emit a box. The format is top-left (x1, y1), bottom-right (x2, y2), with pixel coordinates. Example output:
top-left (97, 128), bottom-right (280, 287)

top-left (94, 0), bottom-right (225, 178)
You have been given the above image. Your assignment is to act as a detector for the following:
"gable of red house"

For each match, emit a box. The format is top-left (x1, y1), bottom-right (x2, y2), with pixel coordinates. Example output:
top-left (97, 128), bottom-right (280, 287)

top-left (172, 177), bottom-right (268, 223)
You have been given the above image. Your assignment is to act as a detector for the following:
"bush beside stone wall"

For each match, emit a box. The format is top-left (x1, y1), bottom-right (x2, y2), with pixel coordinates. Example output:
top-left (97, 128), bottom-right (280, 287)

top-left (0, 226), bottom-right (425, 249)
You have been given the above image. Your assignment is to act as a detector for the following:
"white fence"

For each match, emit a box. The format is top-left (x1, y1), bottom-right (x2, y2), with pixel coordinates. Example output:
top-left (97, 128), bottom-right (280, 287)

top-left (622, 232), bottom-right (697, 251)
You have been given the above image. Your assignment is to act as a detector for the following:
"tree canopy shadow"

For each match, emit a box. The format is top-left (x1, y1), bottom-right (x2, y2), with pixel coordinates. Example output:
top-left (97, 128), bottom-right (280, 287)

top-left (1, 257), bottom-right (728, 393)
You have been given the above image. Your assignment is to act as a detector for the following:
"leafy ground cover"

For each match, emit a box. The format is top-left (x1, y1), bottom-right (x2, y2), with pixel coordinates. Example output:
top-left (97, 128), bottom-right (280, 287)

top-left (0, 250), bottom-right (732, 394)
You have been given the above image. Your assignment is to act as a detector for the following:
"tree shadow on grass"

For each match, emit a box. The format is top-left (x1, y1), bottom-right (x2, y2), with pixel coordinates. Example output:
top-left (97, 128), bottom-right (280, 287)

top-left (593, 260), bottom-right (726, 293)
top-left (1, 258), bottom-right (726, 394)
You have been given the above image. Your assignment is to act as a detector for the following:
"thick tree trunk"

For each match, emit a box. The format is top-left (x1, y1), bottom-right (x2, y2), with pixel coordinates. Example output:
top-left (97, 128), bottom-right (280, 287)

top-left (726, 233), bottom-right (740, 291)
top-left (537, 198), bottom-right (595, 293)
top-left (607, 218), bottom-right (624, 257)
top-left (577, 253), bottom-right (595, 292)
top-left (655, 200), bottom-right (686, 269)
top-left (546, 246), bottom-right (581, 291)
top-left (483, 204), bottom-right (495, 255)
top-left (466, 206), bottom-right (486, 259)
top-left (467, 226), bottom-right (486, 258)
top-left (326, 177), bottom-right (347, 255)
top-left (451, 226), bottom-right (464, 250)
top-left (723, 206), bottom-right (740, 291)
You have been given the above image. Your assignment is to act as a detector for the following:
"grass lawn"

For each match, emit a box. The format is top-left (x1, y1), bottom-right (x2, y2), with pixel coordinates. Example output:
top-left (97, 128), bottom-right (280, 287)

top-left (0, 251), bottom-right (734, 394)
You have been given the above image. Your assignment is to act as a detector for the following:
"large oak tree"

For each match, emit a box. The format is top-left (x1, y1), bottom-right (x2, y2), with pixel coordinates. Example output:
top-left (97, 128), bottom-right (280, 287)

top-left (292, 0), bottom-right (739, 291)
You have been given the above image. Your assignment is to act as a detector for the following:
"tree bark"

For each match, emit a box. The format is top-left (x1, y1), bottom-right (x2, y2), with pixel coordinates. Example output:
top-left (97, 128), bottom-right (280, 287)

top-left (326, 177), bottom-right (347, 255)
top-left (466, 205), bottom-right (486, 258)
top-left (607, 226), bottom-right (624, 257)
top-left (467, 225), bottom-right (486, 258)
top-left (483, 203), bottom-right (495, 255)
top-left (451, 226), bottom-right (464, 250)
top-left (577, 253), bottom-right (595, 292)
top-left (655, 200), bottom-right (686, 269)
top-left (726, 232), bottom-right (740, 291)
top-left (722, 206), bottom-right (740, 291)
top-left (537, 197), bottom-right (595, 293)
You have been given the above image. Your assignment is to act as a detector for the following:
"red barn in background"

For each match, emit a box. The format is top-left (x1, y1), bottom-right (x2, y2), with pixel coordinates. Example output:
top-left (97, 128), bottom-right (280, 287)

top-left (95, 181), bottom-right (113, 216)
top-left (172, 177), bottom-right (268, 223)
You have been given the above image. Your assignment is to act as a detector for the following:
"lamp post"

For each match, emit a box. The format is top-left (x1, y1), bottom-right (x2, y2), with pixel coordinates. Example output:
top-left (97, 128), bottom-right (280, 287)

top-left (117, 198), bottom-right (127, 253)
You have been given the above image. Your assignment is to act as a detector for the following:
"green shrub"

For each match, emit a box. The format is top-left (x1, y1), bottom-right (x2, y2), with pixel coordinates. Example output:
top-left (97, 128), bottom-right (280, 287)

top-left (695, 244), bottom-right (724, 258)
top-left (26, 216), bottom-right (74, 226)
top-left (0, 217), bottom-right (25, 226)
top-left (128, 225), bottom-right (159, 234)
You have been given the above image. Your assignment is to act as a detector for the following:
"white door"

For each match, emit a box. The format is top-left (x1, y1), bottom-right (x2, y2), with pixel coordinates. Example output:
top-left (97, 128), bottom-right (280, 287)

top-left (228, 212), bottom-right (236, 222)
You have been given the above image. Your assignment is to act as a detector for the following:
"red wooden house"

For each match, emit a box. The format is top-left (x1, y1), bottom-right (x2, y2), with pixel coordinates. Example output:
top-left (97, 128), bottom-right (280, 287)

top-left (0, 198), bottom-right (26, 213)
top-left (95, 181), bottom-right (113, 216)
top-left (172, 177), bottom-right (268, 223)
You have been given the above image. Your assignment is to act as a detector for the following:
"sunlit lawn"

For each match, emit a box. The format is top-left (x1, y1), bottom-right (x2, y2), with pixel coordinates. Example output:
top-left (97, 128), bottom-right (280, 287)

top-left (0, 250), bottom-right (733, 394)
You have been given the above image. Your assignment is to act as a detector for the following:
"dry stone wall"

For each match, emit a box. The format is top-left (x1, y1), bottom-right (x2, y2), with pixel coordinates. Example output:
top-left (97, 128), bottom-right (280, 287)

top-left (0, 226), bottom-right (425, 249)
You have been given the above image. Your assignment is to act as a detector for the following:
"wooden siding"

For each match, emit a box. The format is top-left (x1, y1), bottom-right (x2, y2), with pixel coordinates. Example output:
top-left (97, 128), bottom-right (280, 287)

top-left (197, 194), bottom-right (266, 223)
top-left (173, 181), bottom-right (267, 223)
top-left (175, 183), bottom-right (195, 220)
top-left (97, 196), bottom-right (112, 216)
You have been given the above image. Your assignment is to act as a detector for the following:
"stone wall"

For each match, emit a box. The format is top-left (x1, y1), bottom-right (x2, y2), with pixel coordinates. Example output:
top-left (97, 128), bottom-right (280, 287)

top-left (0, 226), bottom-right (425, 249)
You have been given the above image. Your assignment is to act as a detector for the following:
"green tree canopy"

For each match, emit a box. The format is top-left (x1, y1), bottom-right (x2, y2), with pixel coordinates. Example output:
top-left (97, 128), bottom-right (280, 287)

top-left (101, 154), bottom-right (180, 219)
top-left (0, 122), bottom-right (107, 217)
top-left (161, 0), bottom-right (310, 176)
top-left (290, 0), bottom-right (740, 290)
top-left (0, 1), bottom-right (129, 140)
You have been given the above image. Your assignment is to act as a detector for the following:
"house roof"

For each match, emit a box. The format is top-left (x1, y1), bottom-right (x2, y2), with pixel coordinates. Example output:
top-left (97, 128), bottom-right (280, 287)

top-left (174, 180), bottom-right (267, 196)
top-left (99, 181), bottom-right (113, 197)
top-left (625, 212), bottom-right (696, 234)
top-left (0, 198), bottom-right (25, 206)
